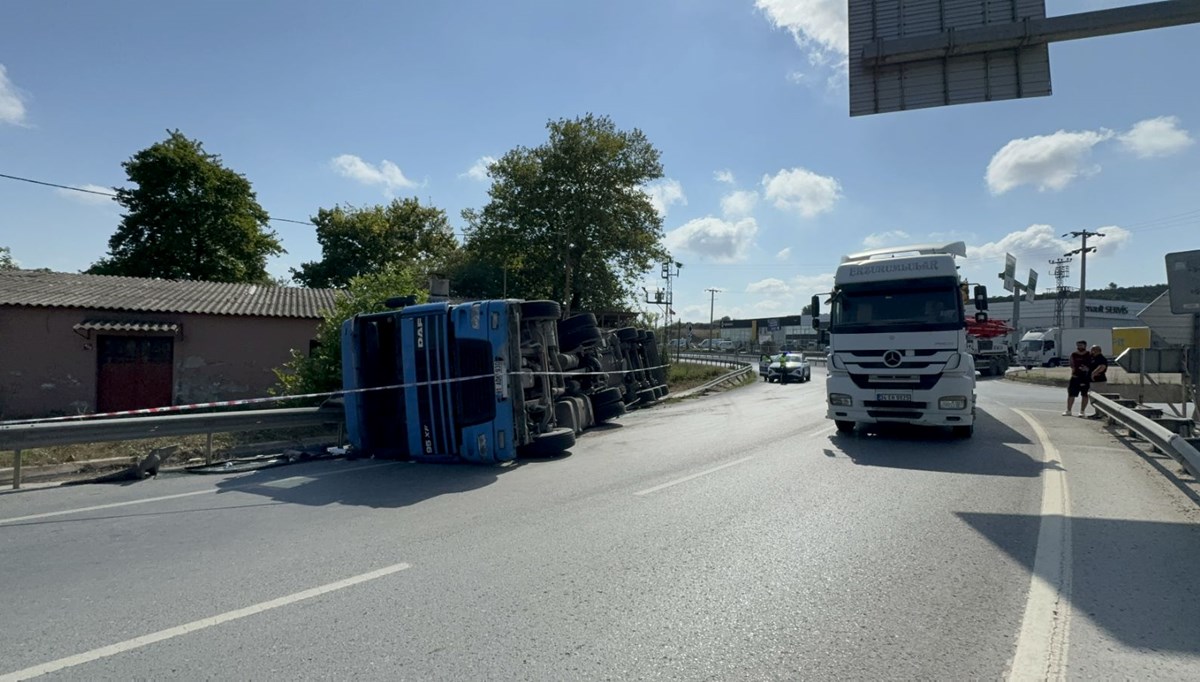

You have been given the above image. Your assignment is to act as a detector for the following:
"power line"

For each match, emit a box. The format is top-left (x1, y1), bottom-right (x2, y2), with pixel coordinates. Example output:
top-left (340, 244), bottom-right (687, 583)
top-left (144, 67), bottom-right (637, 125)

top-left (1, 171), bottom-right (314, 226)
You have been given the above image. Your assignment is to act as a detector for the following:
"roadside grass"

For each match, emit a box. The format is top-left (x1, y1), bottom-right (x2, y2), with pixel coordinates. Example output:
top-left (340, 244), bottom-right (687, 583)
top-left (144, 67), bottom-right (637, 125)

top-left (0, 425), bottom-right (338, 470)
top-left (667, 363), bottom-right (730, 392)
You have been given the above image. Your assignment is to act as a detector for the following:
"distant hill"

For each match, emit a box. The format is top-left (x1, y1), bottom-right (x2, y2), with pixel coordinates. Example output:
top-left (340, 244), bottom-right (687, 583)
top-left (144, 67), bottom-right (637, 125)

top-left (990, 283), bottom-right (1167, 305)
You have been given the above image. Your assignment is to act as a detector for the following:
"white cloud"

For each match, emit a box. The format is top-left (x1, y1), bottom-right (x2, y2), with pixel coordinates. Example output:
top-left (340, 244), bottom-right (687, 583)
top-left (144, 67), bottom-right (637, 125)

top-left (967, 224), bottom-right (1072, 264)
top-left (0, 64), bottom-right (29, 126)
top-left (721, 190), bottom-right (759, 219)
top-left (792, 273), bottom-right (836, 296)
top-left (761, 167), bottom-right (842, 217)
top-left (776, 247), bottom-right (791, 260)
top-left (664, 216), bottom-right (759, 262)
top-left (1092, 225), bottom-right (1132, 256)
top-left (755, 0), bottom-right (848, 62)
top-left (985, 129), bottom-right (1113, 194)
top-left (862, 230), bottom-right (910, 249)
top-left (1118, 116), bottom-right (1194, 158)
top-left (462, 155), bottom-right (496, 182)
top-left (714, 169), bottom-right (736, 184)
top-left (331, 154), bottom-right (417, 193)
top-left (643, 178), bottom-right (687, 217)
top-left (746, 277), bottom-right (791, 296)
top-left (755, 300), bottom-right (786, 313)
top-left (55, 183), bottom-right (116, 206)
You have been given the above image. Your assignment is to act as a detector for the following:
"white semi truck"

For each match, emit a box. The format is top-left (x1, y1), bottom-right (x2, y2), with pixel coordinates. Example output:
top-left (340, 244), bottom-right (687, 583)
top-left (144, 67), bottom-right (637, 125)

top-left (1017, 327), bottom-right (1113, 369)
top-left (812, 242), bottom-right (986, 438)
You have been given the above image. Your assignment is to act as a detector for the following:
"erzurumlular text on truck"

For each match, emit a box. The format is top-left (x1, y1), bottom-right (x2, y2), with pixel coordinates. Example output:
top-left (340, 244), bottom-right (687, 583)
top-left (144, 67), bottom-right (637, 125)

top-left (812, 242), bottom-right (987, 438)
top-left (340, 298), bottom-right (668, 464)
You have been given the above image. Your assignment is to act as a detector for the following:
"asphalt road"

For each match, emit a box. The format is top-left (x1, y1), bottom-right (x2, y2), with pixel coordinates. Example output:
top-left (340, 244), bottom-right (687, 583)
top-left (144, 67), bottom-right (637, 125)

top-left (2, 371), bottom-right (1199, 680)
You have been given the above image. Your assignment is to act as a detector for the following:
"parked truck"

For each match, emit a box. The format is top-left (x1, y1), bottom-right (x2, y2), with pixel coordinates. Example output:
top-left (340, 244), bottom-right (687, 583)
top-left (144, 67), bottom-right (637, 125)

top-left (813, 242), bottom-right (986, 438)
top-left (1016, 327), bottom-right (1113, 369)
top-left (340, 299), bottom-right (667, 464)
top-left (966, 318), bottom-right (1014, 377)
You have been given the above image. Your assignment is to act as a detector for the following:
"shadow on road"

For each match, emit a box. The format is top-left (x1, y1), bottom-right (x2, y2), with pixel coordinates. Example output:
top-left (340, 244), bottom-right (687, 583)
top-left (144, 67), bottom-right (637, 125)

top-left (823, 409), bottom-right (1048, 477)
top-left (212, 453), bottom-right (571, 509)
top-left (959, 512), bottom-right (1200, 655)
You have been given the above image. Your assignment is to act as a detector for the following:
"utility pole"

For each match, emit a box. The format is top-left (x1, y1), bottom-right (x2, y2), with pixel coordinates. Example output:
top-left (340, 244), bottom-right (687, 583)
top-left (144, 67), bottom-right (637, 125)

top-left (1064, 229), bottom-right (1103, 326)
top-left (706, 288), bottom-right (721, 342)
top-left (646, 261), bottom-right (682, 360)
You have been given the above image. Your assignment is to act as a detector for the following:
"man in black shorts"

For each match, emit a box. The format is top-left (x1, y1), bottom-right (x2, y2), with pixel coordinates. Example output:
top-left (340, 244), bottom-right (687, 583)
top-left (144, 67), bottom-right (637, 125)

top-left (1064, 340), bottom-right (1091, 416)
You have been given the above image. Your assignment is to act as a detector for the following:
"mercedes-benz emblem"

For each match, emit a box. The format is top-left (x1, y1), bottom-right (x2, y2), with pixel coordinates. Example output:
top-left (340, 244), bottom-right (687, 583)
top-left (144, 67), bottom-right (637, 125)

top-left (882, 350), bottom-right (903, 367)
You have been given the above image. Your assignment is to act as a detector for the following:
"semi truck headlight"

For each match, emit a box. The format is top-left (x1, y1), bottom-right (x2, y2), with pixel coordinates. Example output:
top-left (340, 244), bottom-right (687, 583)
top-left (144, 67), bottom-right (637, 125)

top-left (829, 393), bottom-right (853, 407)
top-left (939, 396), bottom-right (968, 410)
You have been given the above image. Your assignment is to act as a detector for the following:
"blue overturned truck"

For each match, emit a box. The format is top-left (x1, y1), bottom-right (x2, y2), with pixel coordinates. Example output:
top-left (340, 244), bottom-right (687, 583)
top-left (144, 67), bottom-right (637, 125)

top-left (340, 299), bottom-right (668, 464)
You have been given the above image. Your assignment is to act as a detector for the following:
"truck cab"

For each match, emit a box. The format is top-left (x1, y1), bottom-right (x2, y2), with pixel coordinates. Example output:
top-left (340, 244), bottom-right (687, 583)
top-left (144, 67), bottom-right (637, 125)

top-left (341, 299), bottom-right (573, 464)
top-left (816, 242), bottom-right (981, 438)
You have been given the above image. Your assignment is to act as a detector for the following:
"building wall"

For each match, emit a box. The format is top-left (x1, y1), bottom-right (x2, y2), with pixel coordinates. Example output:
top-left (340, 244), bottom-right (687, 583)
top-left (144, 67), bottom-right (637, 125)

top-left (0, 306), bottom-right (319, 419)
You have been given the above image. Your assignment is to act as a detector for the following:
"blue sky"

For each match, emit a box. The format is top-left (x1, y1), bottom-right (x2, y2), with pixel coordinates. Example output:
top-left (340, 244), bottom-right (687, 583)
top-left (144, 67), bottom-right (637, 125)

top-left (2, 0), bottom-right (1197, 323)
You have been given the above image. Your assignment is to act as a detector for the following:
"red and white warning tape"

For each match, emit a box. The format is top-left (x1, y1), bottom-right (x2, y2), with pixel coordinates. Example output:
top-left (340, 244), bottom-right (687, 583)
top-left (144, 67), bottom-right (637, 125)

top-left (0, 364), bottom-right (672, 426)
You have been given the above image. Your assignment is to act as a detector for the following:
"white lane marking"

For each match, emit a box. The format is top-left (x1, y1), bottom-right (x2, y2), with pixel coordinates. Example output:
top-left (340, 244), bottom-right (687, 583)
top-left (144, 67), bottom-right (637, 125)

top-left (0, 462), bottom-right (394, 526)
top-left (1008, 409), bottom-right (1073, 682)
top-left (634, 456), bottom-right (756, 496)
top-left (0, 562), bottom-right (411, 681)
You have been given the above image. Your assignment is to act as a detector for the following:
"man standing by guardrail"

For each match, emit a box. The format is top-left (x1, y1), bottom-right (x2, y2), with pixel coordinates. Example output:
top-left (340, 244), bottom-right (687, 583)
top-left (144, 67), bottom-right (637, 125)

top-left (1086, 345), bottom-right (1109, 419)
top-left (1064, 339), bottom-right (1092, 417)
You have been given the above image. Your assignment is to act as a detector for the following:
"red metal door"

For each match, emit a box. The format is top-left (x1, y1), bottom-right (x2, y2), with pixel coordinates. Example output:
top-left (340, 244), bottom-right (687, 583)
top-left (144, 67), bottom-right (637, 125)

top-left (96, 336), bottom-right (174, 413)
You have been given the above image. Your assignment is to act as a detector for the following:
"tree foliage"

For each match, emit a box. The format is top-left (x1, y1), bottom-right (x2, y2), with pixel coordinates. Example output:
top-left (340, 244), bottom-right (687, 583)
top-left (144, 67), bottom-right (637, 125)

top-left (291, 199), bottom-right (457, 289)
top-left (273, 264), bottom-right (428, 397)
top-left (457, 114), bottom-right (669, 313)
top-left (0, 246), bottom-right (16, 271)
top-left (87, 130), bottom-right (283, 283)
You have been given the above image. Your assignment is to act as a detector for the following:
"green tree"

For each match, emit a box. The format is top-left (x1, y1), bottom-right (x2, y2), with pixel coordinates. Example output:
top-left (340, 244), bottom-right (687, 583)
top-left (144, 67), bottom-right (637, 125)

top-left (0, 246), bottom-right (17, 271)
top-left (273, 264), bottom-right (428, 396)
top-left (462, 114), bottom-right (668, 314)
top-left (291, 199), bottom-right (457, 289)
top-left (88, 130), bottom-right (283, 282)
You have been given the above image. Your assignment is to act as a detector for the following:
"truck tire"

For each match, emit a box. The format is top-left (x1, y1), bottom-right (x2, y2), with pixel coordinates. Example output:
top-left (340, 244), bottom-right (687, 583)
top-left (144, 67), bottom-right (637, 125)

top-left (560, 326), bottom-right (604, 352)
top-left (835, 420), bottom-right (855, 434)
top-left (521, 300), bottom-right (561, 321)
top-left (518, 428), bottom-right (576, 458)
top-left (590, 387), bottom-right (624, 408)
top-left (952, 424), bottom-right (974, 438)
top-left (559, 313), bottom-right (598, 335)
top-left (615, 327), bottom-right (639, 342)
top-left (594, 400), bottom-right (626, 423)
top-left (637, 388), bottom-right (657, 404)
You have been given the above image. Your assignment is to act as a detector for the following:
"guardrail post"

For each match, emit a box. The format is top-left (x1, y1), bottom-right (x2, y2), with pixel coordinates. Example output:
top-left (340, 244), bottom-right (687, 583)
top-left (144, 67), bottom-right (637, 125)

top-left (205, 431), bottom-right (214, 465)
top-left (12, 449), bottom-right (20, 490)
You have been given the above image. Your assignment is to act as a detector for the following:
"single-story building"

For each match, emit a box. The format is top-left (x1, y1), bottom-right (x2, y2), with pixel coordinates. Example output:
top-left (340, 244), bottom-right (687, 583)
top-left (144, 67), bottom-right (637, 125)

top-left (0, 270), bottom-right (340, 419)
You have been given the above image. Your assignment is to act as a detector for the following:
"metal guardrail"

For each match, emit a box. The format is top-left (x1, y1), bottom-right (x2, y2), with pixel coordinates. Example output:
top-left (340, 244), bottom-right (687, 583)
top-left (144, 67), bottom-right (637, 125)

top-left (1091, 393), bottom-right (1200, 477)
top-left (1, 406), bottom-right (343, 489)
top-left (671, 359), bottom-right (756, 399)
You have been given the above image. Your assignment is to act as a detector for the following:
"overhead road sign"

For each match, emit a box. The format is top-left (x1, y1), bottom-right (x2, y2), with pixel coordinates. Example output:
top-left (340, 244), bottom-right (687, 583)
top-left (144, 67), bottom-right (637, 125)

top-left (850, 0), bottom-right (1200, 116)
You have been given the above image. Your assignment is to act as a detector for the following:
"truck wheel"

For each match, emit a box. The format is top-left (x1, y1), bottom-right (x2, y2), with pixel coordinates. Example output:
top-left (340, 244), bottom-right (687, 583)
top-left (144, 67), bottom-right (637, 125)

top-left (590, 387), bottom-right (624, 407)
top-left (952, 425), bottom-right (974, 439)
top-left (518, 428), bottom-right (576, 458)
top-left (559, 313), bottom-right (598, 334)
top-left (594, 400), bottom-right (626, 423)
top-left (521, 300), bottom-right (561, 321)
top-left (615, 327), bottom-right (639, 342)
top-left (560, 326), bottom-right (604, 352)
top-left (835, 420), bottom-right (855, 434)
top-left (637, 388), bottom-right (657, 404)
top-left (653, 385), bottom-right (668, 399)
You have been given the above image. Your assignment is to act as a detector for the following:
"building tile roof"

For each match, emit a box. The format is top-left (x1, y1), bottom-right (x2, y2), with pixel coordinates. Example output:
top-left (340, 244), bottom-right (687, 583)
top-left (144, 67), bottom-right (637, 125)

top-left (0, 270), bottom-right (341, 319)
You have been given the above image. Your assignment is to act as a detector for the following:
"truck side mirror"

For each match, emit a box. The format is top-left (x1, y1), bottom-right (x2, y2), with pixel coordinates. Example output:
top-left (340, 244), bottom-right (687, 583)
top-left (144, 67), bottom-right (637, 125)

top-left (385, 295), bottom-right (417, 309)
top-left (811, 295), bottom-right (820, 329)
top-left (975, 312), bottom-right (989, 323)
top-left (973, 285), bottom-right (988, 311)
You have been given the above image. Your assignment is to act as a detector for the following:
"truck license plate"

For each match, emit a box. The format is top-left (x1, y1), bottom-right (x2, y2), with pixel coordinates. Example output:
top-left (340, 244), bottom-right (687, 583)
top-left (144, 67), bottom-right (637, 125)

top-left (876, 393), bottom-right (911, 402)
top-left (494, 360), bottom-right (508, 400)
